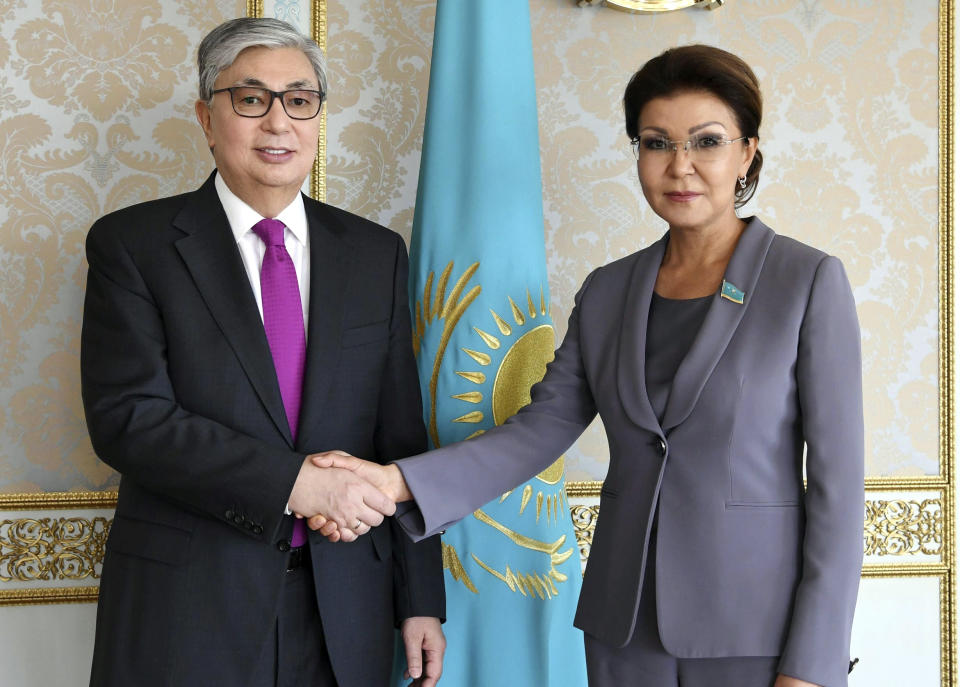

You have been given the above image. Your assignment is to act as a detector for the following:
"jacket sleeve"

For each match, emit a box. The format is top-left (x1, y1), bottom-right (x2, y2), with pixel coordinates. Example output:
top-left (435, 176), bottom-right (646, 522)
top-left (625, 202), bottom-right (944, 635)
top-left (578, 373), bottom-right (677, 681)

top-left (373, 235), bottom-right (446, 623)
top-left (81, 218), bottom-right (304, 542)
top-left (394, 271), bottom-right (599, 541)
top-left (778, 255), bottom-right (864, 687)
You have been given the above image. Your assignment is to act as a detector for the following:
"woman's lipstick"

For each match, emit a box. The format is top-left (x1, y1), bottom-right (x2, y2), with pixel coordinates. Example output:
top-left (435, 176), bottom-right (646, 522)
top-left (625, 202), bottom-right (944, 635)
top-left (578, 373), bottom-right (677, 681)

top-left (665, 191), bottom-right (701, 202)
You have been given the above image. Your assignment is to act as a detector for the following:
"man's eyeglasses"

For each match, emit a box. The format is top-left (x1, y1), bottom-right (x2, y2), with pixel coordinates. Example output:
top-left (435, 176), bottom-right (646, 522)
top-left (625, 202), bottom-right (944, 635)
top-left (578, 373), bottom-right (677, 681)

top-left (212, 86), bottom-right (325, 120)
top-left (631, 134), bottom-right (748, 162)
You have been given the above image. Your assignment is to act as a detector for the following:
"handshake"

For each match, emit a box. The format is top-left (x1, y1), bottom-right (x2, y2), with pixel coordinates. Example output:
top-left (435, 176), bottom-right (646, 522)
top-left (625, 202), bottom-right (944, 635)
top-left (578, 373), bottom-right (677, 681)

top-left (287, 451), bottom-right (414, 543)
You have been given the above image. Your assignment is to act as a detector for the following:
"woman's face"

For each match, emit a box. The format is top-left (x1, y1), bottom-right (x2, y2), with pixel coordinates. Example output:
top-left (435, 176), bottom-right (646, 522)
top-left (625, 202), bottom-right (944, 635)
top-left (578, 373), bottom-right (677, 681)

top-left (635, 90), bottom-right (756, 233)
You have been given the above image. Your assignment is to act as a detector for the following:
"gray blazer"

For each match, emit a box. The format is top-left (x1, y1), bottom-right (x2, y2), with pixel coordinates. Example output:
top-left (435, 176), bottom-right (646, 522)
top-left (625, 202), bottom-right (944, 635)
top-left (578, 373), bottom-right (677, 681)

top-left (396, 217), bottom-right (863, 687)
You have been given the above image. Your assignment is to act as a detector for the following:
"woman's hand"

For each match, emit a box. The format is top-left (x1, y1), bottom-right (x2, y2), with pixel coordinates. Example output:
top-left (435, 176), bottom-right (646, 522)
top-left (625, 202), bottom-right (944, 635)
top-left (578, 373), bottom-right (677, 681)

top-left (774, 675), bottom-right (821, 687)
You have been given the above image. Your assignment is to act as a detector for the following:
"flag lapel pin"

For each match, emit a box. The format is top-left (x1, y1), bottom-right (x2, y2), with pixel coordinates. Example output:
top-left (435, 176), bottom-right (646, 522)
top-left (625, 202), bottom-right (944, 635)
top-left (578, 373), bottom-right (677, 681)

top-left (720, 279), bottom-right (745, 305)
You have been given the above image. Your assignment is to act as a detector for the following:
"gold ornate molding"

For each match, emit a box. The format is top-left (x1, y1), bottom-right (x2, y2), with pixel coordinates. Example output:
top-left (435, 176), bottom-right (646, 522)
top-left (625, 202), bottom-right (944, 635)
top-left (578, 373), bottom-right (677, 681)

top-left (864, 499), bottom-right (943, 557)
top-left (1, 516), bottom-right (109, 583)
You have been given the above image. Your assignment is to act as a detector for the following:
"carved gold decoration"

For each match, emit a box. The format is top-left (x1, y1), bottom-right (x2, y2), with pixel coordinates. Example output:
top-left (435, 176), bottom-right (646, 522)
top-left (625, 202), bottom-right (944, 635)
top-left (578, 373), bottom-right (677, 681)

top-left (570, 505), bottom-right (599, 565)
top-left (864, 499), bottom-right (943, 557)
top-left (0, 516), bottom-right (110, 582)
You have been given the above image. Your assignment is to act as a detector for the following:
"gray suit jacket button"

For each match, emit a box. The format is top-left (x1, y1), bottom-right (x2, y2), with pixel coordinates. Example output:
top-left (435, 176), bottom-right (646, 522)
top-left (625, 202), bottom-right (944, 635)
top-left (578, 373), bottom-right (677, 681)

top-left (277, 540), bottom-right (290, 553)
top-left (657, 437), bottom-right (667, 456)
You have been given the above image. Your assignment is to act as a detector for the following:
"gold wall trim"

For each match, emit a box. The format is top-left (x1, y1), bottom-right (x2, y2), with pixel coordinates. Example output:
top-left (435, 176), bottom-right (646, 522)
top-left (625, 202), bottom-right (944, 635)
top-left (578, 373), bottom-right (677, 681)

top-left (860, 564), bottom-right (950, 578)
top-left (565, 480), bottom-right (602, 497)
top-left (0, 491), bottom-right (117, 510)
top-left (939, 0), bottom-right (956, 683)
top-left (0, 586), bottom-right (99, 607)
top-left (246, 0), bottom-right (263, 19)
top-left (311, 0), bottom-right (327, 203)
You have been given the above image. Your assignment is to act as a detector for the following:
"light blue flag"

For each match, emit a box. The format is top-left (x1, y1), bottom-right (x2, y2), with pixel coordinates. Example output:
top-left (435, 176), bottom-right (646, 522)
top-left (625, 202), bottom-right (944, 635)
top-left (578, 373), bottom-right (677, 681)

top-left (396, 1), bottom-right (588, 685)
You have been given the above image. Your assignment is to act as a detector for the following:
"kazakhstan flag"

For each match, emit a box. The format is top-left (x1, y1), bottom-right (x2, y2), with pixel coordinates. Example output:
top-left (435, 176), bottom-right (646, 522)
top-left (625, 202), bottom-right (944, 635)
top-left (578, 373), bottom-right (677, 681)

top-left (398, 1), bottom-right (588, 685)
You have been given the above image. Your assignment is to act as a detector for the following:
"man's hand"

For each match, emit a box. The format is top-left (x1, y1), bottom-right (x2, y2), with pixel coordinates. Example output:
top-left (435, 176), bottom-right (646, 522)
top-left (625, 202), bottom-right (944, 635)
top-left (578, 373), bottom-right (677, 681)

top-left (287, 451), bottom-right (396, 543)
top-left (302, 453), bottom-right (412, 542)
top-left (774, 675), bottom-right (821, 687)
top-left (309, 453), bottom-right (412, 501)
top-left (400, 617), bottom-right (445, 687)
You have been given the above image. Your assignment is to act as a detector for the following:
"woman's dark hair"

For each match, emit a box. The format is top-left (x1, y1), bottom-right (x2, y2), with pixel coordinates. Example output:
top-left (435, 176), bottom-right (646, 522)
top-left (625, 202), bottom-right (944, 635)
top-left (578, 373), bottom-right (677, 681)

top-left (624, 45), bottom-right (763, 207)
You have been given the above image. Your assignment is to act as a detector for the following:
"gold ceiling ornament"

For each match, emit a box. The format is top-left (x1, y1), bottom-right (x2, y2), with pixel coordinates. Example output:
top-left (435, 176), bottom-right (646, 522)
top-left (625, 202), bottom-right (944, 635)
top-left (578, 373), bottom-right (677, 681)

top-left (576, 0), bottom-right (724, 12)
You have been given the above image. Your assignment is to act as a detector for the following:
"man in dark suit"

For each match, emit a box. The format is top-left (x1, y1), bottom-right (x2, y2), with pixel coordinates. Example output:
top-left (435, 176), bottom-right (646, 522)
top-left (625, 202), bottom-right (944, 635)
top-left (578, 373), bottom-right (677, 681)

top-left (81, 17), bottom-right (444, 687)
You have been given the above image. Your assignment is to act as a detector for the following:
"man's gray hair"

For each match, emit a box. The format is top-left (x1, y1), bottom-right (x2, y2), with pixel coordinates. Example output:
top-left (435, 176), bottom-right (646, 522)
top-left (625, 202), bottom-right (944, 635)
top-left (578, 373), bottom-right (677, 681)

top-left (197, 17), bottom-right (327, 103)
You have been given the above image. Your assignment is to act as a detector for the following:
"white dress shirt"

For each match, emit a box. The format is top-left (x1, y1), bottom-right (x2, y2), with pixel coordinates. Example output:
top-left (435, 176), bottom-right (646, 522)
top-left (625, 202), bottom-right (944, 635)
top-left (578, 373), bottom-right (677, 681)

top-left (214, 172), bottom-right (311, 332)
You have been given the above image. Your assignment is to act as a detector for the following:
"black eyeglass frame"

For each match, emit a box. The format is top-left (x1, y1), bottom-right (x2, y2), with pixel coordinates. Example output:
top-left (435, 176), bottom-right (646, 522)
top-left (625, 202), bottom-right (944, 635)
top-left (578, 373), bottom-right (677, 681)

top-left (212, 86), bottom-right (326, 120)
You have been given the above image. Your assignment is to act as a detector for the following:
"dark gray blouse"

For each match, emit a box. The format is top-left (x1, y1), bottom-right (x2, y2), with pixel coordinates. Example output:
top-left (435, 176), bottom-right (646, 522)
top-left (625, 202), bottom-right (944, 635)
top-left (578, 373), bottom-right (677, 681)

top-left (644, 292), bottom-right (714, 423)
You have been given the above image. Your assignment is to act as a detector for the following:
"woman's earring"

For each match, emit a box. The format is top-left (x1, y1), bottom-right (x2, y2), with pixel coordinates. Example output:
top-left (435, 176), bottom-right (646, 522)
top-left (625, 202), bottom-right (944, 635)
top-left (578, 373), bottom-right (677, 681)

top-left (737, 175), bottom-right (747, 190)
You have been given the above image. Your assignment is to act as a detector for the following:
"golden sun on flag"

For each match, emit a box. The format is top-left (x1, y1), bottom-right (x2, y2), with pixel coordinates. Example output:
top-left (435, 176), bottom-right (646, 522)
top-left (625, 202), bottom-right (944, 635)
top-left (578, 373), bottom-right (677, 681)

top-left (413, 260), bottom-right (569, 525)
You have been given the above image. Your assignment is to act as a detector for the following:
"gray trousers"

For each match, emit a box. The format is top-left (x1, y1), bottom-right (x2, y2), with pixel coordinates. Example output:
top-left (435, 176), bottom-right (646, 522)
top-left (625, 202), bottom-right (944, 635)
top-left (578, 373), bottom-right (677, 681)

top-left (584, 533), bottom-right (779, 687)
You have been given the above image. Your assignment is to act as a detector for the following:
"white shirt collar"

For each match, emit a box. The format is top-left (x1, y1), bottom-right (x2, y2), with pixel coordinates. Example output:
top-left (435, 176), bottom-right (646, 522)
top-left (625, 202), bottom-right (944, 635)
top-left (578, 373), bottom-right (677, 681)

top-left (214, 172), bottom-right (308, 246)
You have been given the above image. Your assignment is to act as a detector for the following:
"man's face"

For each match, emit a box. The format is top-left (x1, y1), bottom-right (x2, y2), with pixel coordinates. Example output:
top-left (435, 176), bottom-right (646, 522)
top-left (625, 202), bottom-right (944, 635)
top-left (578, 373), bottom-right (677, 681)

top-left (195, 46), bottom-right (321, 213)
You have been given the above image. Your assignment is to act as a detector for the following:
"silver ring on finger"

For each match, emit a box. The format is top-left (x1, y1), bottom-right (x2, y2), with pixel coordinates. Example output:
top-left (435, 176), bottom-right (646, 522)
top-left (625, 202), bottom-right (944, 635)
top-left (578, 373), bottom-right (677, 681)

top-left (354, 519), bottom-right (363, 530)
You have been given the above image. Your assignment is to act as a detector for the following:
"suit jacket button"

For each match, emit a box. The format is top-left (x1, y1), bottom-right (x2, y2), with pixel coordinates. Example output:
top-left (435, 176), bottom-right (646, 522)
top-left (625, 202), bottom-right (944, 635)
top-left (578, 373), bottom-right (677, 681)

top-left (277, 540), bottom-right (290, 553)
top-left (252, 525), bottom-right (263, 535)
top-left (657, 438), bottom-right (667, 456)
top-left (225, 509), bottom-right (235, 520)
top-left (234, 514), bottom-right (244, 525)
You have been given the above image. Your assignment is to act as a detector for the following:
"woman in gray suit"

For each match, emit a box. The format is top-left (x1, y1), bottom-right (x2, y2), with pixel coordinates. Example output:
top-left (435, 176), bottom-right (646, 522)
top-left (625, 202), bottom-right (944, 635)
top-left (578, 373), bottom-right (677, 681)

top-left (312, 45), bottom-right (863, 687)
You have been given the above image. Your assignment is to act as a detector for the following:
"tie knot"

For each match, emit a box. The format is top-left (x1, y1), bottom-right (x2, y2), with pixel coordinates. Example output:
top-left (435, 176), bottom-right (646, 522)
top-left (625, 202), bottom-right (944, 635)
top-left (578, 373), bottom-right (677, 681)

top-left (251, 218), bottom-right (286, 247)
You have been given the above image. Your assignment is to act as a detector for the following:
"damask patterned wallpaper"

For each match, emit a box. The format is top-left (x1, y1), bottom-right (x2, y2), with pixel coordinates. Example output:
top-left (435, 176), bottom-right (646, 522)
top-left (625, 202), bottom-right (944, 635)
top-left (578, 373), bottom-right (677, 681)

top-left (0, 0), bottom-right (940, 492)
top-left (0, 0), bottom-right (243, 492)
top-left (325, 0), bottom-right (940, 481)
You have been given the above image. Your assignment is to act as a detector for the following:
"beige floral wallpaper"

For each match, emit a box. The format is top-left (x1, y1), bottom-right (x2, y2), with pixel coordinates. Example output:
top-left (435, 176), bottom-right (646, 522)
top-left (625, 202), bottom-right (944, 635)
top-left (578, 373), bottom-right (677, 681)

top-left (0, 0), bottom-right (941, 492)
top-left (0, 0), bottom-right (243, 492)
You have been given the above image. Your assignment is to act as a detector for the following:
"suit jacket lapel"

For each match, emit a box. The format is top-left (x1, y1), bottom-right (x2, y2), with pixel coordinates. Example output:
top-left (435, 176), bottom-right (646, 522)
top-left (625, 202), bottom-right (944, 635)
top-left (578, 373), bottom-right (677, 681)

top-left (173, 174), bottom-right (294, 446)
top-left (617, 235), bottom-right (667, 435)
top-left (295, 199), bottom-right (353, 451)
top-left (660, 217), bottom-right (775, 432)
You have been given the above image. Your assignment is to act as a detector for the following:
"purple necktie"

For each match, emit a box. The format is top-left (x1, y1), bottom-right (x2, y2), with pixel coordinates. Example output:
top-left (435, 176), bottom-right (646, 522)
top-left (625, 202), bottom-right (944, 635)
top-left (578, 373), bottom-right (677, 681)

top-left (251, 218), bottom-right (308, 547)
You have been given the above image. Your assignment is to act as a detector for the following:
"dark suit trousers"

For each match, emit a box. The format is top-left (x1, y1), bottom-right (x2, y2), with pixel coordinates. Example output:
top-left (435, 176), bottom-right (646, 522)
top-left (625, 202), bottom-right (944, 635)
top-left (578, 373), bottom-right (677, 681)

top-left (584, 530), bottom-right (780, 687)
top-left (249, 547), bottom-right (339, 687)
